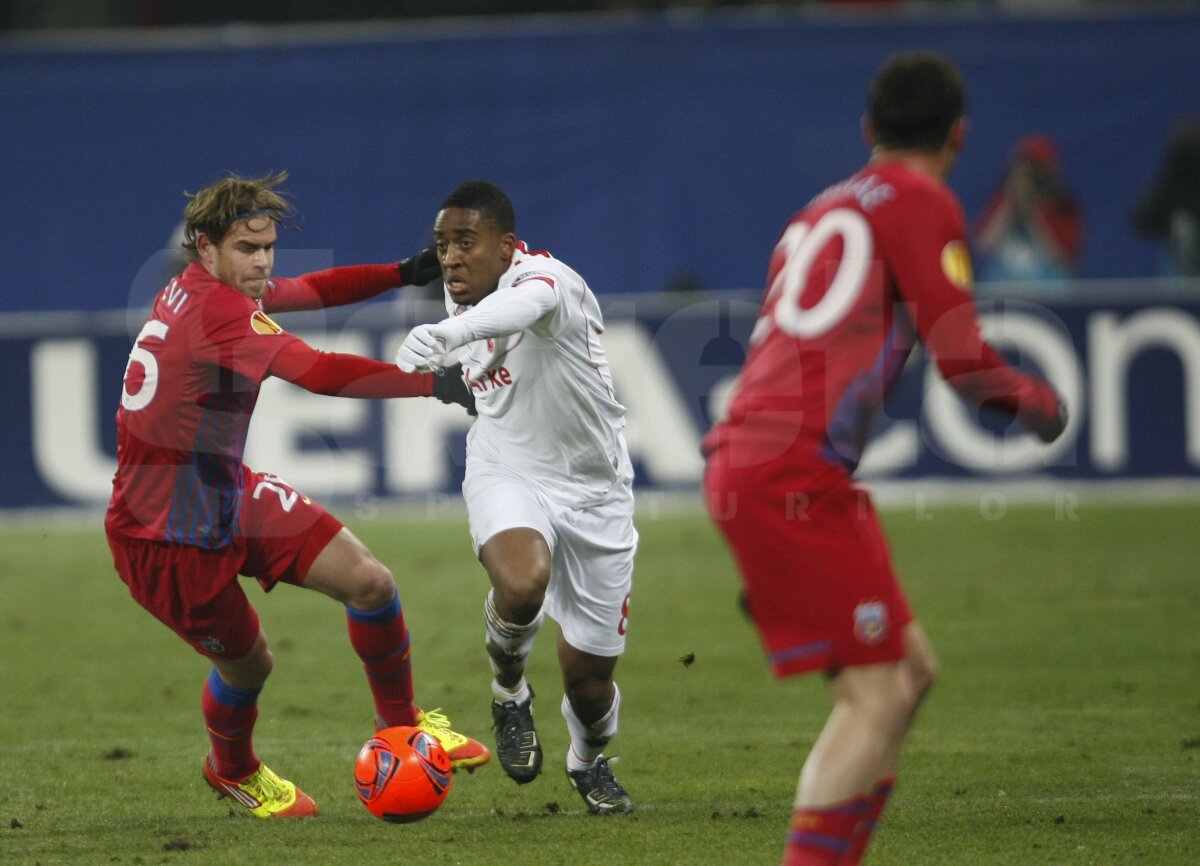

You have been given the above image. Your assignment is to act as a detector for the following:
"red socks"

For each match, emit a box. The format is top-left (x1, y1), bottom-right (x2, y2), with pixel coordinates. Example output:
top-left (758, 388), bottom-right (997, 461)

top-left (204, 590), bottom-right (415, 777)
top-left (839, 776), bottom-right (896, 865)
top-left (203, 593), bottom-right (416, 783)
top-left (782, 776), bottom-right (897, 866)
top-left (346, 593), bottom-right (416, 728)
top-left (783, 797), bottom-right (868, 865)
top-left (201, 668), bottom-right (260, 780)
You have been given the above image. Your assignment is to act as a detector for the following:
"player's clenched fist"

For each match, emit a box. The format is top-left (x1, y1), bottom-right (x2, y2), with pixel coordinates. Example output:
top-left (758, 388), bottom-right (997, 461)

top-left (1034, 398), bottom-right (1069, 444)
top-left (396, 248), bottom-right (442, 287)
top-left (396, 324), bottom-right (451, 373)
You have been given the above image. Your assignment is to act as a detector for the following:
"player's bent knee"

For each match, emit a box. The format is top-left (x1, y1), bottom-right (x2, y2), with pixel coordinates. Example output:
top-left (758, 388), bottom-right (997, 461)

top-left (561, 651), bottom-right (617, 713)
top-left (903, 642), bottom-right (939, 700)
top-left (346, 559), bottom-right (397, 611)
top-left (563, 679), bottom-right (614, 724)
top-left (836, 665), bottom-right (914, 722)
top-left (491, 572), bottom-right (549, 623)
top-left (218, 641), bottom-right (274, 688)
top-left (914, 653), bottom-right (939, 696)
top-left (481, 532), bottom-right (551, 621)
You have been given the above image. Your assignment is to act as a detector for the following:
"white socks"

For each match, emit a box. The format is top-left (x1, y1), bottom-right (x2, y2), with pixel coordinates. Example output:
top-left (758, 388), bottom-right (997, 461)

top-left (562, 684), bottom-right (620, 772)
top-left (484, 589), bottom-right (542, 701)
top-left (492, 678), bottom-right (532, 705)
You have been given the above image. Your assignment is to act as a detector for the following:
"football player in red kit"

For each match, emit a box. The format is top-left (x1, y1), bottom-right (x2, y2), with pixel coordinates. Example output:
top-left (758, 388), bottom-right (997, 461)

top-left (105, 171), bottom-right (489, 819)
top-left (703, 53), bottom-right (1066, 864)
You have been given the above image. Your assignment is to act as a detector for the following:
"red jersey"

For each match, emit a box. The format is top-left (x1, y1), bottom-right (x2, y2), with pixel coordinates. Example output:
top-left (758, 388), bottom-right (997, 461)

top-left (704, 159), bottom-right (1059, 474)
top-left (105, 261), bottom-right (407, 547)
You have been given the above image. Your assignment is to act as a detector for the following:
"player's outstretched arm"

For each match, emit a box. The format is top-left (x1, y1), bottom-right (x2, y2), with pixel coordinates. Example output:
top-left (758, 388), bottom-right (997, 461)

top-left (884, 188), bottom-right (1067, 445)
top-left (395, 278), bottom-right (557, 373)
top-left (268, 339), bottom-right (476, 414)
top-left (919, 302), bottom-right (1067, 443)
top-left (263, 249), bottom-right (442, 313)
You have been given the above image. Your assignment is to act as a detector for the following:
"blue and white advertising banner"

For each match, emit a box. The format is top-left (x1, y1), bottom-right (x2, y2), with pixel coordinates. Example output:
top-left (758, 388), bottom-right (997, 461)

top-left (3, 291), bottom-right (1197, 512)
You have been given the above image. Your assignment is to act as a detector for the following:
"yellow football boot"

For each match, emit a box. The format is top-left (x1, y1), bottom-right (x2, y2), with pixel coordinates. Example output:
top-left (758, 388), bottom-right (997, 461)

top-left (203, 754), bottom-right (319, 818)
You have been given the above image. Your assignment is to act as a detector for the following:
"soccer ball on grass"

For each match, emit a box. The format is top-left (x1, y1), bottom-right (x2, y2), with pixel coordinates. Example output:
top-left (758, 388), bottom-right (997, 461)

top-left (354, 726), bottom-right (453, 822)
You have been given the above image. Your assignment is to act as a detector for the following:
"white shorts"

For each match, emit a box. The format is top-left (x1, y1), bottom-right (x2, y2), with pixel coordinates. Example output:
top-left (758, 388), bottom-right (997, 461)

top-left (463, 461), bottom-right (638, 657)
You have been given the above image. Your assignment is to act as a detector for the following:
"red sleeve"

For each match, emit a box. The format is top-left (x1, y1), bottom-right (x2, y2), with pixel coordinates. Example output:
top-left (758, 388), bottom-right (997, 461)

top-left (879, 182), bottom-right (1061, 430)
top-left (262, 263), bottom-right (403, 313)
top-left (267, 339), bottom-right (434, 399)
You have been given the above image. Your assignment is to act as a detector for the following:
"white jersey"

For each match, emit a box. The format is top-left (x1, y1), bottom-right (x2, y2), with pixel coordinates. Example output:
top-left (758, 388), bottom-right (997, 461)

top-left (438, 242), bottom-right (631, 507)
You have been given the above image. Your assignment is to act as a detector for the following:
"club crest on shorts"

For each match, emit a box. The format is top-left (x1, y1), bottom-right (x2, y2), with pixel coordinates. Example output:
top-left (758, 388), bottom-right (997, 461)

top-left (853, 600), bottom-right (888, 646)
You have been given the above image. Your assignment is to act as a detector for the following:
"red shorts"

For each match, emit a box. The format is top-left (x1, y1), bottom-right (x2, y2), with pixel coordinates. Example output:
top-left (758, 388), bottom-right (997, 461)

top-left (704, 456), bottom-right (912, 677)
top-left (106, 471), bottom-right (343, 661)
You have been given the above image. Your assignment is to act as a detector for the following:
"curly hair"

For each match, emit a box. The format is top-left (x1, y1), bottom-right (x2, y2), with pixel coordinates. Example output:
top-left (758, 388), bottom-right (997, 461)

top-left (441, 179), bottom-right (516, 234)
top-left (181, 170), bottom-right (295, 262)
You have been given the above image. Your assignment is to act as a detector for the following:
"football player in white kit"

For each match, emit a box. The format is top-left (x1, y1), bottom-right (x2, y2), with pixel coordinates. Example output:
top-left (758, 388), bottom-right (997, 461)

top-left (396, 180), bottom-right (637, 814)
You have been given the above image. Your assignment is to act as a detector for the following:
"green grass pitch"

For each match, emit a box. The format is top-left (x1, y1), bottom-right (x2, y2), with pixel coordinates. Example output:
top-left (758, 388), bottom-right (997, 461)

top-left (1, 500), bottom-right (1197, 865)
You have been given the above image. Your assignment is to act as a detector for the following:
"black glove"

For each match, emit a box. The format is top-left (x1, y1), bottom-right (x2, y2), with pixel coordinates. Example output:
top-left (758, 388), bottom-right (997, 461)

top-left (1034, 398), bottom-right (1068, 444)
top-left (431, 363), bottom-right (476, 416)
top-left (397, 248), bottom-right (442, 286)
